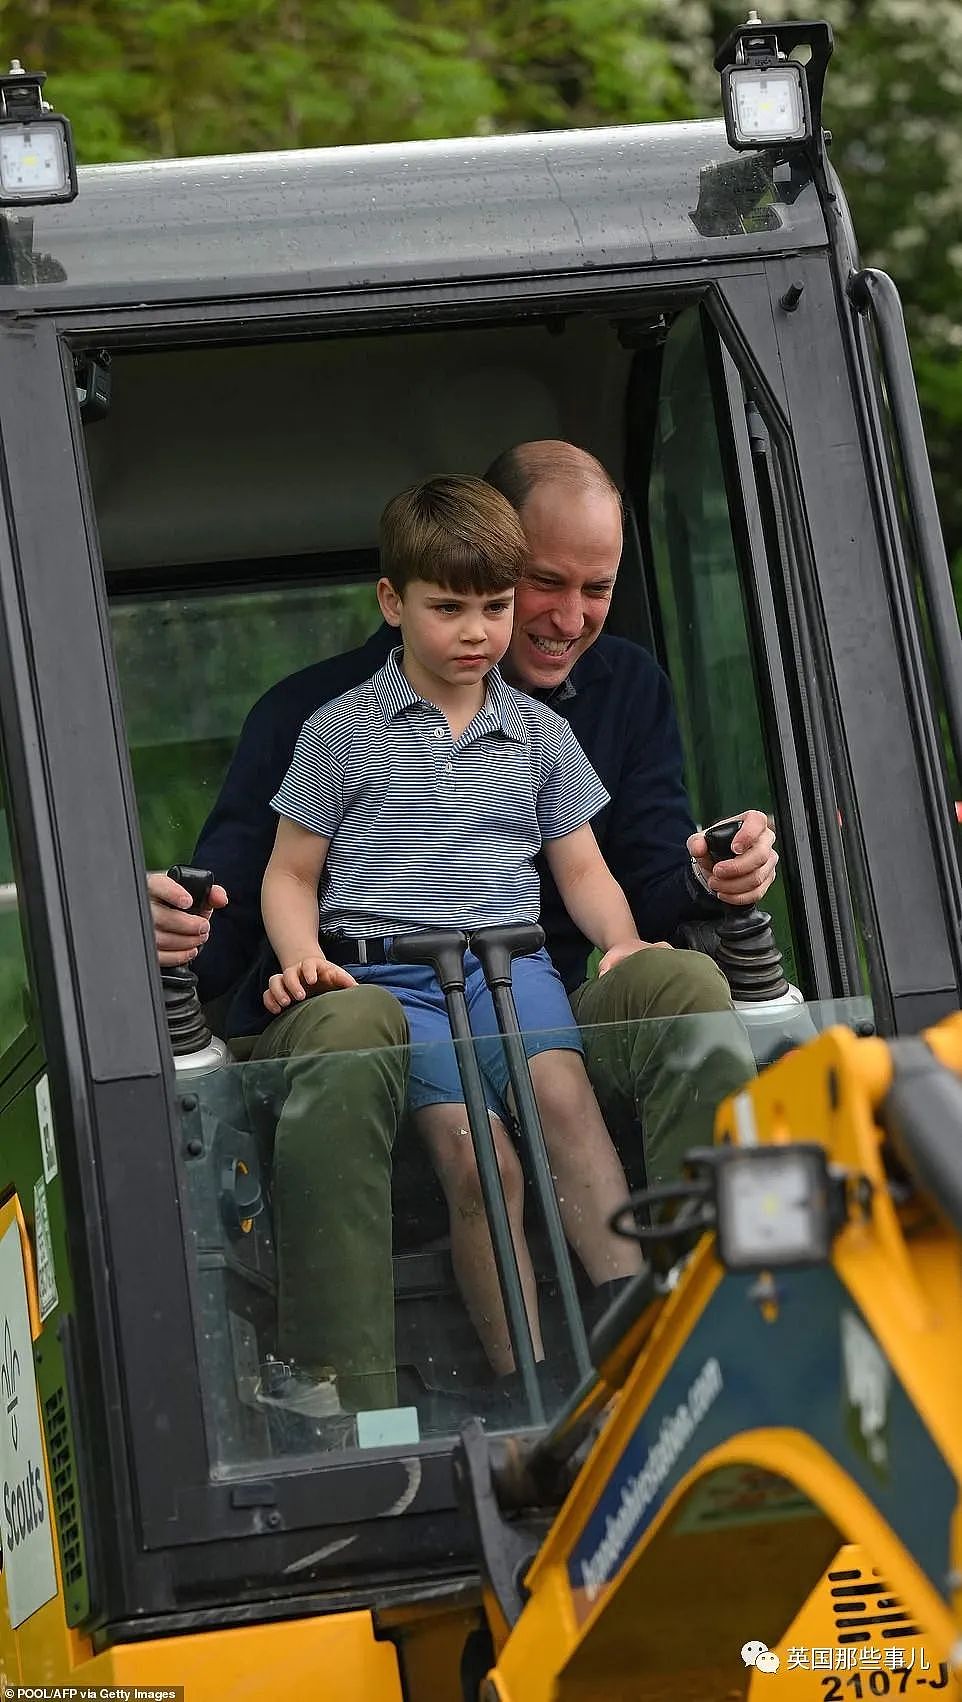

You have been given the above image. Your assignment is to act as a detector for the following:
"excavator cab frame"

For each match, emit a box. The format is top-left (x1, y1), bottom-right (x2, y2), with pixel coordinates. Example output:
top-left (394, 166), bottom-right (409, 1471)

top-left (0, 24), bottom-right (958, 1693)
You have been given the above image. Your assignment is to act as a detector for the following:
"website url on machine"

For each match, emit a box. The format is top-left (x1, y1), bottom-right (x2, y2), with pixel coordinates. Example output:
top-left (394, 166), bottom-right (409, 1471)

top-left (579, 1355), bottom-right (723, 1603)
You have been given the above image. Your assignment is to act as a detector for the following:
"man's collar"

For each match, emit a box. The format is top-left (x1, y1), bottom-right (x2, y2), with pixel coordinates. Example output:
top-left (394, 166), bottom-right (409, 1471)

top-left (528, 638), bottom-right (614, 707)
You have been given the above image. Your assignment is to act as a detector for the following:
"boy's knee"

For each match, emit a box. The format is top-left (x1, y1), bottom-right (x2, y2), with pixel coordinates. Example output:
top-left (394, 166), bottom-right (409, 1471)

top-left (528, 1048), bottom-right (586, 1113)
top-left (445, 1117), bottom-right (521, 1212)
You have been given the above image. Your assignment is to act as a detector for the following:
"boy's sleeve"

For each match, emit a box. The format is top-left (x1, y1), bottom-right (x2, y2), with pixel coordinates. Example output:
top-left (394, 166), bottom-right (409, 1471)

top-left (536, 716), bottom-right (610, 841)
top-left (270, 712), bottom-right (344, 838)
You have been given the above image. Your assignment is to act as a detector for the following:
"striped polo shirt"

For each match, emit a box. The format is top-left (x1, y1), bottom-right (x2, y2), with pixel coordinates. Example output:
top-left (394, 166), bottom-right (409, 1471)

top-left (270, 646), bottom-right (610, 938)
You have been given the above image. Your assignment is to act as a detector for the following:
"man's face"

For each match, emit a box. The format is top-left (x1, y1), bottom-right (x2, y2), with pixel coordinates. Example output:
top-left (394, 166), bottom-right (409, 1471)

top-left (504, 482), bottom-right (622, 691)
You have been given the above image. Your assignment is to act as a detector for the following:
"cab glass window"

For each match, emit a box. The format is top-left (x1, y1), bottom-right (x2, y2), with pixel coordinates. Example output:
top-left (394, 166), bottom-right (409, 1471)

top-left (81, 315), bottom-right (870, 1478)
top-left (111, 582), bottom-right (375, 867)
top-left (641, 306), bottom-right (798, 985)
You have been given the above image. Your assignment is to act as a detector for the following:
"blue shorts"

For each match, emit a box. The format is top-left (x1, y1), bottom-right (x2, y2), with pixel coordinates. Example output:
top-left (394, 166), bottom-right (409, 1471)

top-left (351, 946), bottom-right (582, 1122)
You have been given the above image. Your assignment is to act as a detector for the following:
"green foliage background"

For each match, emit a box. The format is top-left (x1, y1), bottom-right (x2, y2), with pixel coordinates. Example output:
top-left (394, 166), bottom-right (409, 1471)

top-left (0, 0), bottom-right (957, 1042)
top-left (5, 0), bottom-right (960, 585)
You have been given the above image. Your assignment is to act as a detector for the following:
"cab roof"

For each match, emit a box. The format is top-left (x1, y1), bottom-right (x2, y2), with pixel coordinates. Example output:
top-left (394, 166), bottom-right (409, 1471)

top-left (0, 119), bottom-right (825, 312)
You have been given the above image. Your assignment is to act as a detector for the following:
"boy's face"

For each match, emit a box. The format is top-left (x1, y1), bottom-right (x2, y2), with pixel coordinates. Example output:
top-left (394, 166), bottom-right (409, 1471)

top-left (376, 576), bottom-right (515, 693)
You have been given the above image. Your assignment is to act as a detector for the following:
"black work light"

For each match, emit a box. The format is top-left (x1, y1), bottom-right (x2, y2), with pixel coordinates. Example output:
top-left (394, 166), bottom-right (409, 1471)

top-left (713, 1142), bottom-right (836, 1270)
top-left (718, 12), bottom-right (815, 152)
top-left (0, 61), bottom-right (77, 206)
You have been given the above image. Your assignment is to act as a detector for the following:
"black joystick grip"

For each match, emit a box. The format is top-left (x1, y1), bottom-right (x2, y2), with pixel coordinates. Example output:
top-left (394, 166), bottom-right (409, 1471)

top-left (470, 922), bottom-right (544, 987)
top-left (704, 817), bottom-right (743, 871)
top-left (389, 929), bottom-right (468, 993)
top-left (167, 864), bottom-right (214, 914)
top-left (162, 865), bottom-right (215, 1056)
top-left (702, 818), bottom-right (788, 1005)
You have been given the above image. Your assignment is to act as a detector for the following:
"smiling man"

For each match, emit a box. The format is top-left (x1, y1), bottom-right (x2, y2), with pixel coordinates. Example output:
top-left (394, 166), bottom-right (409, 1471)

top-left (148, 440), bottom-right (774, 1415)
top-left (482, 440), bottom-right (772, 1180)
top-left (491, 447), bottom-right (623, 690)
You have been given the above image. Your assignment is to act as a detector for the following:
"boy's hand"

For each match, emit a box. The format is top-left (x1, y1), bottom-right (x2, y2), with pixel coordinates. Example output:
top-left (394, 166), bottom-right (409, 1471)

top-left (597, 939), bottom-right (671, 977)
top-left (263, 955), bottom-right (357, 1015)
top-left (148, 869), bottom-right (228, 967)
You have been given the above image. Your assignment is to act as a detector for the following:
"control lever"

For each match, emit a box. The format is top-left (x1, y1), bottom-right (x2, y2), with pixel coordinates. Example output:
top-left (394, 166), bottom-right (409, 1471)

top-left (162, 864), bottom-right (219, 1062)
top-left (469, 923), bottom-right (591, 1379)
top-left (702, 817), bottom-right (817, 1066)
top-left (703, 818), bottom-right (789, 1003)
top-left (390, 928), bottom-right (544, 1422)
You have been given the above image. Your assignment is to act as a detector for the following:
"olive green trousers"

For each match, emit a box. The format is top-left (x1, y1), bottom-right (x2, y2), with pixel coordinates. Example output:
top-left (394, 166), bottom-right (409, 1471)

top-left (240, 950), bottom-right (755, 1409)
top-left (570, 948), bottom-right (756, 1186)
top-left (243, 985), bottom-right (408, 1412)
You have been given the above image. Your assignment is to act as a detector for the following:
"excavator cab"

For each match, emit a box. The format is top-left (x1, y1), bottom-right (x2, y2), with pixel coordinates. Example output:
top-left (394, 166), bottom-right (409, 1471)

top-left (0, 16), bottom-right (959, 1694)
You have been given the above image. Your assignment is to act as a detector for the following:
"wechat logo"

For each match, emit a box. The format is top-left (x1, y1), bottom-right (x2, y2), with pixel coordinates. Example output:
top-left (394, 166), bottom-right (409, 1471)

top-left (742, 1640), bottom-right (780, 1674)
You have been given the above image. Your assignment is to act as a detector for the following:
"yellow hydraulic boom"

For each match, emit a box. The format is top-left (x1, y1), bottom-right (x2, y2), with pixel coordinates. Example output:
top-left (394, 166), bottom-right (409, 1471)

top-left (461, 1016), bottom-right (962, 1701)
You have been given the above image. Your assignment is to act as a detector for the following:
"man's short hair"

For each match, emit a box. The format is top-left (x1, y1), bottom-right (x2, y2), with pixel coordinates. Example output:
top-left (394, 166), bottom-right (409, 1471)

top-left (484, 440), bottom-right (623, 519)
top-left (379, 474), bottom-right (527, 595)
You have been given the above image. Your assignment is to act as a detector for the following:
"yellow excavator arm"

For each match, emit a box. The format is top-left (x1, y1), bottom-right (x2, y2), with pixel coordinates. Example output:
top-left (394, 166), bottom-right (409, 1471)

top-left (461, 1015), bottom-right (962, 1702)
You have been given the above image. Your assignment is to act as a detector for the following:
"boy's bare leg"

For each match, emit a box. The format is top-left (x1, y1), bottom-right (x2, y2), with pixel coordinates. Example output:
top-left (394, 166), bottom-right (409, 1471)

top-left (416, 1103), bottom-right (543, 1376)
top-left (526, 1050), bottom-right (644, 1283)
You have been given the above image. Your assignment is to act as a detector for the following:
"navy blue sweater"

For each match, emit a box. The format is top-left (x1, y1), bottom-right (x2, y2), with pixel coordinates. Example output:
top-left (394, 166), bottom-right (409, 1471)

top-left (193, 626), bottom-right (720, 1037)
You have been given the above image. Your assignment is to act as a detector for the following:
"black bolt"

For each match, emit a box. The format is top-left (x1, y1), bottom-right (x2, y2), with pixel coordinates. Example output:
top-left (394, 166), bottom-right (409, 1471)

top-left (185, 1138), bottom-right (203, 1158)
top-left (180, 1094), bottom-right (198, 1114)
top-left (780, 281), bottom-right (805, 312)
top-left (827, 1067), bottom-right (840, 1111)
top-left (266, 1509), bottom-right (282, 1530)
top-left (855, 1020), bottom-right (876, 1038)
top-left (854, 1176), bottom-right (873, 1214)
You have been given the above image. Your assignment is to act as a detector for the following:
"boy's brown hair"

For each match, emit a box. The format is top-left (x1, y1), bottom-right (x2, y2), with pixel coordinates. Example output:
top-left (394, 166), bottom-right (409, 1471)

top-left (379, 474), bottom-right (527, 595)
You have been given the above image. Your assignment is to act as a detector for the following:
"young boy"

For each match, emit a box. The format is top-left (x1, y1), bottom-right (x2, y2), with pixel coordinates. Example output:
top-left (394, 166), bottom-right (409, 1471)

top-left (261, 474), bottom-right (648, 1380)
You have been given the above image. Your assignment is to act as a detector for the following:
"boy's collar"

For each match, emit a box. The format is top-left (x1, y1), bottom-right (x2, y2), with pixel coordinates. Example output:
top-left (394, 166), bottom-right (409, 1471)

top-left (373, 647), bottom-right (528, 741)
